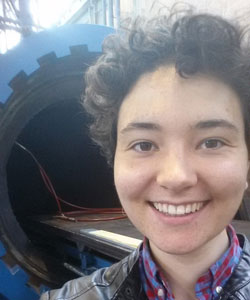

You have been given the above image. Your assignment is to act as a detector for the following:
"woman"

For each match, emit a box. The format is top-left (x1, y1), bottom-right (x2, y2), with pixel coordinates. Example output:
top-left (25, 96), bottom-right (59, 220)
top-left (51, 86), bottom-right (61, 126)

top-left (41, 10), bottom-right (250, 300)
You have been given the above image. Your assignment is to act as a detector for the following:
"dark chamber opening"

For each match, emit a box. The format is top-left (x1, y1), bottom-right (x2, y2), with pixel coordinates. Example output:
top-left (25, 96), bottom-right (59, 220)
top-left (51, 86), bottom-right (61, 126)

top-left (6, 99), bottom-right (120, 223)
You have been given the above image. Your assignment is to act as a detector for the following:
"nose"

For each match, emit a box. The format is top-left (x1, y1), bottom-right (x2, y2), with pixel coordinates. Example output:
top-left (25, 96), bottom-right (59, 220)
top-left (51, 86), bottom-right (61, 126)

top-left (156, 149), bottom-right (198, 191)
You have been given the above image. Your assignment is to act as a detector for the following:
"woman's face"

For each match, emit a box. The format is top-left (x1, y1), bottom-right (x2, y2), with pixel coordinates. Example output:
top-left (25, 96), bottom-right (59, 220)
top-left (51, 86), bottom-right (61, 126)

top-left (114, 65), bottom-right (249, 256)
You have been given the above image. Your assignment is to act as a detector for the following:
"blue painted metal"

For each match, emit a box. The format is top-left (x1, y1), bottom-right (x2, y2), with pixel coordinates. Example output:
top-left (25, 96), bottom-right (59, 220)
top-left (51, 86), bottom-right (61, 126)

top-left (0, 23), bottom-right (115, 298)
top-left (0, 241), bottom-right (39, 300)
top-left (53, 241), bottom-right (112, 276)
top-left (0, 24), bottom-right (114, 104)
top-left (80, 251), bottom-right (112, 274)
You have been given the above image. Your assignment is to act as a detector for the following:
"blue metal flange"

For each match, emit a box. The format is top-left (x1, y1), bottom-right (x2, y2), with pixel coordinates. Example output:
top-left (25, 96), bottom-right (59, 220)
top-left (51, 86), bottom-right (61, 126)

top-left (0, 24), bottom-right (114, 104)
top-left (0, 23), bottom-right (114, 299)
top-left (0, 241), bottom-right (40, 300)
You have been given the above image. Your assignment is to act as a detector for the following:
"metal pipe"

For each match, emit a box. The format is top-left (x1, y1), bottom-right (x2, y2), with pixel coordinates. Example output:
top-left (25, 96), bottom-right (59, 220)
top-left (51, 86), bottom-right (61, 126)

top-left (3, 0), bottom-right (6, 18)
top-left (102, 0), bottom-right (107, 25)
top-left (8, 0), bottom-right (19, 17)
top-left (115, 0), bottom-right (120, 27)
top-left (133, 0), bottom-right (139, 16)
top-left (108, 0), bottom-right (114, 27)
top-left (63, 262), bottom-right (86, 277)
top-left (19, 0), bottom-right (33, 24)
top-left (88, 0), bottom-right (92, 23)
top-left (19, 0), bottom-right (34, 36)
top-left (0, 23), bottom-right (22, 32)
top-left (91, 0), bottom-right (95, 24)
top-left (0, 16), bottom-right (21, 25)
top-left (0, 16), bottom-right (43, 29)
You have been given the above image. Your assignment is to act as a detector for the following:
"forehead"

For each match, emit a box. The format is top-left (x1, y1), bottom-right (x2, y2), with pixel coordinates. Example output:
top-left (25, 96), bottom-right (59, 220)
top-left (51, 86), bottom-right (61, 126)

top-left (117, 66), bottom-right (243, 131)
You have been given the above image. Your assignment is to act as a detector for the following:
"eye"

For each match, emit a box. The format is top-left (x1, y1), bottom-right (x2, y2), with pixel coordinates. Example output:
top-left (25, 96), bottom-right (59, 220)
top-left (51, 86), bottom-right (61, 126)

top-left (132, 141), bottom-right (157, 152)
top-left (200, 139), bottom-right (225, 149)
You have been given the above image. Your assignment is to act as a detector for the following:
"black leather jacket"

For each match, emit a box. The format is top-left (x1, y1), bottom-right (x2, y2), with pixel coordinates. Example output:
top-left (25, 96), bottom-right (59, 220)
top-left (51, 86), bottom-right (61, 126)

top-left (40, 234), bottom-right (250, 300)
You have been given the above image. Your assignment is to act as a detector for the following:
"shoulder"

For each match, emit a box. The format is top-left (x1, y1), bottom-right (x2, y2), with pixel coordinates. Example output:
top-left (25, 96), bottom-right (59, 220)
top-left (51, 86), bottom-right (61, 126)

top-left (40, 247), bottom-right (141, 300)
top-left (223, 234), bottom-right (250, 298)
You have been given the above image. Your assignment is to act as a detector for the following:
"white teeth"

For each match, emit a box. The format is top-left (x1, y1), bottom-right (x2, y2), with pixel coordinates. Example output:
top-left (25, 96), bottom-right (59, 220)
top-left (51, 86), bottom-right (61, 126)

top-left (185, 204), bottom-right (192, 214)
top-left (153, 202), bottom-right (204, 216)
top-left (168, 205), bottom-right (176, 215)
top-left (176, 205), bottom-right (185, 215)
top-left (153, 203), bottom-right (159, 210)
top-left (192, 203), bottom-right (197, 213)
top-left (162, 204), bottom-right (168, 213)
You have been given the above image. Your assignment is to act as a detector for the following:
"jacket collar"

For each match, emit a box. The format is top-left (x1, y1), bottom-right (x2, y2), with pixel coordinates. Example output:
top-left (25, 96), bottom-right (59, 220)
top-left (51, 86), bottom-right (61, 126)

top-left (114, 245), bottom-right (147, 300)
top-left (221, 233), bottom-right (250, 295)
top-left (115, 234), bottom-right (250, 299)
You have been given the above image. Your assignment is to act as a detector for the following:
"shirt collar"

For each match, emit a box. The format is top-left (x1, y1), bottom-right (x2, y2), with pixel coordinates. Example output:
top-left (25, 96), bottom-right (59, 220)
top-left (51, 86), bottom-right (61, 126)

top-left (139, 225), bottom-right (242, 299)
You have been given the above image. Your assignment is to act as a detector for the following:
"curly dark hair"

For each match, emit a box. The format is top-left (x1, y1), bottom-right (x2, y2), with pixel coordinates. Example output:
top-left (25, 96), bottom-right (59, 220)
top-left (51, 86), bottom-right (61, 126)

top-left (84, 11), bottom-right (250, 166)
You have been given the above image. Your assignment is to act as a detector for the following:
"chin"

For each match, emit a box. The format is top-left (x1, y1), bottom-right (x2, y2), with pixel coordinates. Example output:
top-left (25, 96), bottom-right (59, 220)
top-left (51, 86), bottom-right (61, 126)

top-left (148, 230), bottom-right (213, 256)
top-left (153, 240), bottom-right (201, 256)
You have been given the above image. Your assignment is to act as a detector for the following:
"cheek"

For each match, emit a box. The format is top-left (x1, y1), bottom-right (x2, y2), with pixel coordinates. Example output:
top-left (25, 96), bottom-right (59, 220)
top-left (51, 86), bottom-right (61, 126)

top-left (114, 160), bottom-right (152, 202)
top-left (203, 158), bottom-right (248, 200)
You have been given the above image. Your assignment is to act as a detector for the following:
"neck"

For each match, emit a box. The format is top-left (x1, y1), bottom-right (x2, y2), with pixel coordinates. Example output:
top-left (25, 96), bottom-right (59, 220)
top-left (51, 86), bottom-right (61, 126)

top-left (149, 229), bottom-right (229, 299)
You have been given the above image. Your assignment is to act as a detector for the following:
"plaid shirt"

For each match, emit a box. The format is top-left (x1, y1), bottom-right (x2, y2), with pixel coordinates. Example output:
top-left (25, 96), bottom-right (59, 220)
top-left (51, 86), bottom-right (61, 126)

top-left (139, 225), bottom-right (242, 299)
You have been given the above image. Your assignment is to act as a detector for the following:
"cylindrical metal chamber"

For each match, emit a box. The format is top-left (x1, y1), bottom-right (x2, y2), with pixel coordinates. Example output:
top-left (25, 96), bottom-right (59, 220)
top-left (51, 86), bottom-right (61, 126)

top-left (0, 23), bottom-right (249, 291)
top-left (0, 24), bottom-right (117, 286)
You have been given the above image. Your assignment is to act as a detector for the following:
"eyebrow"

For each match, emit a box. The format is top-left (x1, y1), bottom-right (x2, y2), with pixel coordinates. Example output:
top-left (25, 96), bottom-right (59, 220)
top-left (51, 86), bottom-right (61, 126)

top-left (194, 119), bottom-right (239, 132)
top-left (120, 122), bottom-right (161, 134)
top-left (120, 119), bottom-right (239, 134)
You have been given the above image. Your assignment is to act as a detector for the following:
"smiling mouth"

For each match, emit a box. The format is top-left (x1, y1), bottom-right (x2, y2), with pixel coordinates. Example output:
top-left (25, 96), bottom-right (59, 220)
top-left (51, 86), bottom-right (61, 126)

top-left (152, 201), bottom-right (206, 217)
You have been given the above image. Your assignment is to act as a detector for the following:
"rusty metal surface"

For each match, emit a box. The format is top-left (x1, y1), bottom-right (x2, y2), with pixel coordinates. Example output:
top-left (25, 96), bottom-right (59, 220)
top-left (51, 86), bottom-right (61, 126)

top-left (25, 215), bottom-right (250, 260)
top-left (36, 215), bottom-right (250, 239)
top-left (34, 214), bottom-right (142, 239)
top-left (25, 214), bottom-right (143, 260)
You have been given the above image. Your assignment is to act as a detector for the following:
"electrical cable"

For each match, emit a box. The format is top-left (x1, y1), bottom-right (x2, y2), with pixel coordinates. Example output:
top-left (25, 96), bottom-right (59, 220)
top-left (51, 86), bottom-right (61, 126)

top-left (15, 141), bottom-right (63, 214)
top-left (15, 142), bottom-right (127, 222)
